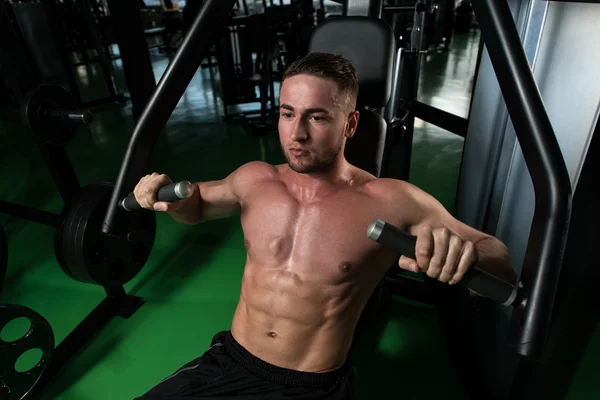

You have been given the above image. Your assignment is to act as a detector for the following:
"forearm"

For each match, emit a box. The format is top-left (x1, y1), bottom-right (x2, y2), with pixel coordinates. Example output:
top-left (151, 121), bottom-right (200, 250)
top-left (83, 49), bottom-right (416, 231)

top-left (166, 181), bottom-right (240, 224)
top-left (474, 237), bottom-right (517, 285)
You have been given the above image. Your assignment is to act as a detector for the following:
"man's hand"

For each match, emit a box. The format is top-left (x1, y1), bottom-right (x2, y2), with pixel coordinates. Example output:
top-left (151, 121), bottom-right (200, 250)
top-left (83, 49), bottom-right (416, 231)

top-left (134, 172), bottom-right (195, 212)
top-left (398, 224), bottom-right (479, 285)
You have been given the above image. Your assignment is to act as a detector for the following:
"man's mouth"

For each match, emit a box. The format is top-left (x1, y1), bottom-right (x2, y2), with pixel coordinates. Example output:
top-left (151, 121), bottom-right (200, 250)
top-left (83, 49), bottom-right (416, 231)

top-left (290, 148), bottom-right (309, 157)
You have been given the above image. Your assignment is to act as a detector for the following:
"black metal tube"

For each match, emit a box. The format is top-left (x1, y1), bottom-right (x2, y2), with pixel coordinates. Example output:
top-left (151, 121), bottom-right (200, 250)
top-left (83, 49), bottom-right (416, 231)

top-left (407, 100), bottom-right (469, 138)
top-left (0, 201), bottom-right (61, 227)
top-left (101, 0), bottom-right (237, 235)
top-left (471, 0), bottom-right (572, 359)
top-left (384, 5), bottom-right (415, 13)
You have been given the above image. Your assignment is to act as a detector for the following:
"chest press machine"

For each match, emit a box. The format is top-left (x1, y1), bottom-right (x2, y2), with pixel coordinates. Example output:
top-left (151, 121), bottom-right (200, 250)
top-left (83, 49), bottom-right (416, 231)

top-left (102, 0), bottom-right (570, 397)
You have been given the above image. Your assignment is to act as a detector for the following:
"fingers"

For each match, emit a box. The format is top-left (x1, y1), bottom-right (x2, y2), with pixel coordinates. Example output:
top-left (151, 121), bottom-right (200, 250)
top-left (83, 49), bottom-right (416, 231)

top-left (412, 225), bottom-right (478, 285)
top-left (133, 172), bottom-right (173, 211)
top-left (439, 235), bottom-right (463, 283)
top-left (415, 224), bottom-right (434, 272)
top-left (398, 255), bottom-right (420, 273)
top-left (425, 227), bottom-right (450, 280)
top-left (451, 241), bottom-right (478, 285)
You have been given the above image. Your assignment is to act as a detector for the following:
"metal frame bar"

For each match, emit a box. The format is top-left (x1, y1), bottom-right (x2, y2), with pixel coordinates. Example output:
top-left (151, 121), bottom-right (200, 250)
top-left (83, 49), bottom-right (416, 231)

top-left (0, 201), bottom-right (61, 227)
top-left (471, 0), bottom-right (572, 359)
top-left (102, 0), bottom-right (238, 235)
top-left (407, 100), bottom-right (469, 138)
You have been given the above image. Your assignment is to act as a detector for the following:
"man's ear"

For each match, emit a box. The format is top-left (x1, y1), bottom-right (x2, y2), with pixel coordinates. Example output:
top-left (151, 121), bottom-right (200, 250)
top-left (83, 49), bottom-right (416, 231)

top-left (345, 110), bottom-right (360, 138)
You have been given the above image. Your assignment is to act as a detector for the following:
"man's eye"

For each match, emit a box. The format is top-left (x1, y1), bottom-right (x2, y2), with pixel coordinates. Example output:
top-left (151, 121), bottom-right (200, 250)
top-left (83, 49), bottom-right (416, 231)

top-left (311, 116), bottom-right (326, 122)
top-left (281, 113), bottom-right (293, 119)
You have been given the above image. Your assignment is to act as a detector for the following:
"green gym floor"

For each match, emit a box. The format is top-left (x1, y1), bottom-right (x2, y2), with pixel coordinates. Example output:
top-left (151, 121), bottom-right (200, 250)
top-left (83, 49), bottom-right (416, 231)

top-left (0, 30), bottom-right (508, 399)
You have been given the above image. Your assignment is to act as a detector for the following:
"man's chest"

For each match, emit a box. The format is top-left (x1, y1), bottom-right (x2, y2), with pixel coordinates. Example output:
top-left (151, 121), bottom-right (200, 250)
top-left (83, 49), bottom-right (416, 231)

top-left (239, 183), bottom-right (401, 279)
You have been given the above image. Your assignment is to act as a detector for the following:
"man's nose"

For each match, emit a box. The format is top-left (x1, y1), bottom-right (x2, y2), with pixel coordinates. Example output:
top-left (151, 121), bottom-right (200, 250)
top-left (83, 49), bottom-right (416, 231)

top-left (290, 118), bottom-right (308, 141)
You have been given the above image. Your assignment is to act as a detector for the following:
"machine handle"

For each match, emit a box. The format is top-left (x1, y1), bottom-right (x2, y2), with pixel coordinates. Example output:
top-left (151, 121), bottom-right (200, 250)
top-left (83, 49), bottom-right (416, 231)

top-left (119, 181), bottom-right (194, 211)
top-left (367, 219), bottom-right (519, 306)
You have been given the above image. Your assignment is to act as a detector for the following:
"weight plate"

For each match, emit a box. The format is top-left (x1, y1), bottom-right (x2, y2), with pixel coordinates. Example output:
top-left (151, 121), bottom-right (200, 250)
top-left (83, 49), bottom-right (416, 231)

top-left (54, 183), bottom-right (157, 286)
top-left (0, 304), bottom-right (54, 400)
top-left (0, 222), bottom-right (6, 296)
top-left (21, 85), bottom-right (77, 145)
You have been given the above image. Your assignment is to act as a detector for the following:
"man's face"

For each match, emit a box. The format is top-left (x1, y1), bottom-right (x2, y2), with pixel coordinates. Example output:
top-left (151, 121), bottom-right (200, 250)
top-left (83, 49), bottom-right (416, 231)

top-left (278, 74), bottom-right (358, 174)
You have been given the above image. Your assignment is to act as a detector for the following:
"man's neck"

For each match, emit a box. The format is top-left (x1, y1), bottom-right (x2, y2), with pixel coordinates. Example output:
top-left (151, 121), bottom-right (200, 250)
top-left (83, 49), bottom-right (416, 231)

top-left (285, 159), bottom-right (353, 202)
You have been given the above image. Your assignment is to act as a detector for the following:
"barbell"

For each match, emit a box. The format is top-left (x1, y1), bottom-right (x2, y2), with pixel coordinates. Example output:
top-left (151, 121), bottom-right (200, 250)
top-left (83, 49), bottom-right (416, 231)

top-left (0, 84), bottom-right (92, 145)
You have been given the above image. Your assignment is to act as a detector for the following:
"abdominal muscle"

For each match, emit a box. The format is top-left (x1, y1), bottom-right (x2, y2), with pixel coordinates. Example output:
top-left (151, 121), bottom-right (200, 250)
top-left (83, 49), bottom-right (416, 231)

top-left (230, 260), bottom-right (364, 373)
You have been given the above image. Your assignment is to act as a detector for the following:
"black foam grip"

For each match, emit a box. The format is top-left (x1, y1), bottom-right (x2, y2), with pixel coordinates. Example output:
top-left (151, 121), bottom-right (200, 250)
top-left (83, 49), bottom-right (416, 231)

top-left (369, 220), bottom-right (518, 306)
top-left (120, 182), bottom-right (186, 211)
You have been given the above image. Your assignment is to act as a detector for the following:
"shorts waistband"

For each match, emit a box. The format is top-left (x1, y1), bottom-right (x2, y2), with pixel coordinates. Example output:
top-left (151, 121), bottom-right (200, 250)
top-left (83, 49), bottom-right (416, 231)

top-left (223, 331), bottom-right (350, 388)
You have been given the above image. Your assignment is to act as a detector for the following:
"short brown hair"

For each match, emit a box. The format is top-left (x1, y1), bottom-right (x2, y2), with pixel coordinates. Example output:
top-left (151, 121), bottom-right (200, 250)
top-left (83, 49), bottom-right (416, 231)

top-left (282, 52), bottom-right (359, 112)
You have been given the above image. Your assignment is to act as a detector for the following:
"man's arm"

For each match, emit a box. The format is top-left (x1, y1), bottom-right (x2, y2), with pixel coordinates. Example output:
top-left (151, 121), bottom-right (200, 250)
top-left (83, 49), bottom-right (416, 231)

top-left (150, 161), bottom-right (275, 225)
top-left (397, 180), bottom-right (517, 286)
top-left (165, 174), bottom-right (241, 225)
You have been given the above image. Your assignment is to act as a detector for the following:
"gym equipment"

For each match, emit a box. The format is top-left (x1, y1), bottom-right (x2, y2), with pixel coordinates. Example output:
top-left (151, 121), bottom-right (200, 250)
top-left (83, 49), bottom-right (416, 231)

top-left (0, 222), bottom-right (6, 296)
top-left (0, 82), bottom-right (155, 288)
top-left (453, 1), bottom-right (598, 398)
top-left (367, 219), bottom-right (520, 306)
top-left (120, 181), bottom-right (193, 212)
top-left (0, 304), bottom-right (55, 400)
top-left (0, 81), bottom-right (151, 397)
top-left (101, 0), bottom-right (239, 235)
top-left (55, 183), bottom-right (156, 286)
top-left (470, 0), bottom-right (571, 360)
top-left (0, 85), bottom-right (92, 145)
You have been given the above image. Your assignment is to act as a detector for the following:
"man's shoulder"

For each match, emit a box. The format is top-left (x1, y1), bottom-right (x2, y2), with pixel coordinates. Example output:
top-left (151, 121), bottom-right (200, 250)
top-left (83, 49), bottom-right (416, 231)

top-left (231, 161), bottom-right (282, 190)
top-left (361, 177), bottom-right (416, 199)
top-left (235, 161), bottom-right (280, 179)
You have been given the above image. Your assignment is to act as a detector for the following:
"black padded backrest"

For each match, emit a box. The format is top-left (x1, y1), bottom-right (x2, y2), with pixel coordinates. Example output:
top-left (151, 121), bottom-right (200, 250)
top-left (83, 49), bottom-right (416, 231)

top-left (308, 17), bottom-right (395, 108)
top-left (345, 110), bottom-right (387, 177)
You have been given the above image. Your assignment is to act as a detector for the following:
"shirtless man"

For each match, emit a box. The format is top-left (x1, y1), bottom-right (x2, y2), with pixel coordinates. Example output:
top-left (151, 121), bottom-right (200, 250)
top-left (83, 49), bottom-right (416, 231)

top-left (134, 52), bottom-right (516, 399)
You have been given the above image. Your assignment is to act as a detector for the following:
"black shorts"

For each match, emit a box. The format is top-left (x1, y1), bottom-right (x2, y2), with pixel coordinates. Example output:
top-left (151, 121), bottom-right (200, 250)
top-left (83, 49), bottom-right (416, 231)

top-left (135, 330), bottom-right (356, 399)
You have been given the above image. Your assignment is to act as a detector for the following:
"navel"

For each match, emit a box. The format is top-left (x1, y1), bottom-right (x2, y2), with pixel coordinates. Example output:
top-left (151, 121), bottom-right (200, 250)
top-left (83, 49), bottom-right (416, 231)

top-left (267, 331), bottom-right (278, 339)
top-left (244, 239), bottom-right (250, 250)
top-left (339, 261), bottom-right (353, 273)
